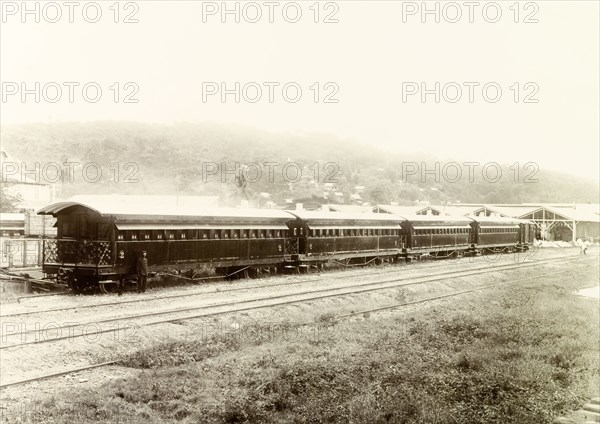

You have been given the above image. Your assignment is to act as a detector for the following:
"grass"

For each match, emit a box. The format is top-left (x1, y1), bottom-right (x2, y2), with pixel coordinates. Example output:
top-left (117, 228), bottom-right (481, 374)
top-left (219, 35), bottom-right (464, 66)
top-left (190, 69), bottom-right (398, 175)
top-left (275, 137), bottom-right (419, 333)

top-left (3, 268), bottom-right (599, 424)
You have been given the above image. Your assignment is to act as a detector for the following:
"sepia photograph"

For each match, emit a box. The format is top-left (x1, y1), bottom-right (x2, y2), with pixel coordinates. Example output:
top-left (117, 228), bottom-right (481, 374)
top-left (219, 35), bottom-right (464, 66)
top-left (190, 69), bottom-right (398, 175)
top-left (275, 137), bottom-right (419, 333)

top-left (0, 1), bottom-right (599, 423)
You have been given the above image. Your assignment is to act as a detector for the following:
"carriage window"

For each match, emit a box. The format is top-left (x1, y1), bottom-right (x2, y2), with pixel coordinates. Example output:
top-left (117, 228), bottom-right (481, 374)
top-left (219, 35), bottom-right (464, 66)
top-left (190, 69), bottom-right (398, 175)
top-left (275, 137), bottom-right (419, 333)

top-left (117, 233), bottom-right (124, 240)
top-left (233, 230), bottom-right (239, 238)
top-left (293, 228), bottom-right (297, 236)
top-left (241, 230), bottom-right (247, 238)
top-left (224, 230), bottom-right (230, 239)
top-left (300, 227), bottom-right (304, 235)
top-left (97, 223), bottom-right (110, 240)
top-left (259, 230), bottom-right (265, 238)
top-left (340, 229), bottom-right (344, 237)
top-left (157, 233), bottom-right (163, 240)
top-left (143, 233), bottom-right (150, 240)
top-left (276, 230), bottom-right (281, 238)
top-left (266, 230), bottom-right (272, 238)
top-left (168, 232), bottom-right (175, 239)
top-left (181, 232), bottom-right (186, 239)
top-left (130, 232), bottom-right (138, 240)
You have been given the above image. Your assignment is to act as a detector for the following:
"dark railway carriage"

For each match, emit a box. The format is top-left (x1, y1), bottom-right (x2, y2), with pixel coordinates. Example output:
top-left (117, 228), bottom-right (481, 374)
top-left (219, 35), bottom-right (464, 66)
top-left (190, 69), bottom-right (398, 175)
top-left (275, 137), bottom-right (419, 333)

top-left (400, 215), bottom-right (472, 257)
top-left (286, 211), bottom-right (405, 268)
top-left (469, 217), bottom-right (533, 252)
top-left (38, 199), bottom-right (296, 292)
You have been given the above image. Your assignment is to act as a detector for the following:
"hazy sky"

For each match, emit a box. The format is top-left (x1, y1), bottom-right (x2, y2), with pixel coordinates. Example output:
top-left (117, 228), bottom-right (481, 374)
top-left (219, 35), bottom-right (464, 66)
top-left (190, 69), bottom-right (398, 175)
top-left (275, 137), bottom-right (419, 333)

top-left (1, 1), bottom-right (598, 180)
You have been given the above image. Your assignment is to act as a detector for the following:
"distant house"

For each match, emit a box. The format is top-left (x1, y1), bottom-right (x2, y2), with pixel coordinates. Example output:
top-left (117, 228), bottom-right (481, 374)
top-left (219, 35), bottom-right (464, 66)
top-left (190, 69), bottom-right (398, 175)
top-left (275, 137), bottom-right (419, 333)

top-left (1, 150), bottom-right (56, 212)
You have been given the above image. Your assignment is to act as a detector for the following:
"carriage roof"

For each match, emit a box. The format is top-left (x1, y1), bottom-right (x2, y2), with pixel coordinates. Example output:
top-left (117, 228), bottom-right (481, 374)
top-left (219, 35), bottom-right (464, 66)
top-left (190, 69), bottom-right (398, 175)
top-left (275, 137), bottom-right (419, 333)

top-left (285, 210), bottom-right (404, 229)
top-left (395, 214), bottom-right (472, 228)
top-left (37, 195), bottom-right (292, 222)
top-left (468, 216), bottom-right (530, 227)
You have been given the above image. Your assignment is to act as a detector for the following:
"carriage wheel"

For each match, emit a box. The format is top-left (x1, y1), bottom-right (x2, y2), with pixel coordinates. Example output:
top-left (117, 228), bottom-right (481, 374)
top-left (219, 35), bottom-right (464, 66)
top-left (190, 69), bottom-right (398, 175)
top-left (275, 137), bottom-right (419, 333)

top-left (68, 276), bottom-right (84, 294)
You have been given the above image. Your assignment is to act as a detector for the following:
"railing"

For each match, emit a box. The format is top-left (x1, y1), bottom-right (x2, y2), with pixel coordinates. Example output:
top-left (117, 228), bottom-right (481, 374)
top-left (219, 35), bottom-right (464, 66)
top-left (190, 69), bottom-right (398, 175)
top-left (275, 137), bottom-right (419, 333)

top-left (285, 238), bottom-right (299, 255)
top-left (43, 239), bottom-right (113, 266)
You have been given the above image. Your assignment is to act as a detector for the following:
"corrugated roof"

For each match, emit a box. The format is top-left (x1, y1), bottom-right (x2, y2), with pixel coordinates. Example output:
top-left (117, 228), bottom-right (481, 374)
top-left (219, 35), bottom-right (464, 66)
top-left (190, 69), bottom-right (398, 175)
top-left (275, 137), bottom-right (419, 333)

top-left (327, 204), bottom-right (373, 213)
top-left (0, 213), bottom-right (25, 221)
top-left (484, 206), bottom-right (540, 218)
top-left (438, 205), bottom-right (487, 216)
top-left (374, 205), bottom-right (427, 215)
top-left (542, 206), bottom-right (600, 222)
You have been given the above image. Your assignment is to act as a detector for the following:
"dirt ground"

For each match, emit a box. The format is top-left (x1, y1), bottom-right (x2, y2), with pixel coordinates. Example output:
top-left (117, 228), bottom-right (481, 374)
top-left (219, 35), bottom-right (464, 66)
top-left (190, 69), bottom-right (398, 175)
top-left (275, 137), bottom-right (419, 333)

top-left (0, 247), bottom-right (598, 423)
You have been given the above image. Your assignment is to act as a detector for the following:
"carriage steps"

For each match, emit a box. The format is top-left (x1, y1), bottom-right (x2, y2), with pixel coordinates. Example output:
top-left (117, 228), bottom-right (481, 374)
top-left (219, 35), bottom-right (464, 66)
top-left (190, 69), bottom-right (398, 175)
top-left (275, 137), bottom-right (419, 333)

top-left (553, 397), bottom-right (600, 423)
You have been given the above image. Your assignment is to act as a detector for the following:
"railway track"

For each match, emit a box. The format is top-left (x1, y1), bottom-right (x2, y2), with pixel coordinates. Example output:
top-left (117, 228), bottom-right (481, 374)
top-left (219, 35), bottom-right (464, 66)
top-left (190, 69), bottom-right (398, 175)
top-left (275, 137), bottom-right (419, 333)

top-left (0, 253), bottom-right (592, 350)
top-left (0, 254), bottom-right (573, 350)
top-left (1, 255), bottom-right (594, 390)
top-left (1, 248), bottom-right (543, 319)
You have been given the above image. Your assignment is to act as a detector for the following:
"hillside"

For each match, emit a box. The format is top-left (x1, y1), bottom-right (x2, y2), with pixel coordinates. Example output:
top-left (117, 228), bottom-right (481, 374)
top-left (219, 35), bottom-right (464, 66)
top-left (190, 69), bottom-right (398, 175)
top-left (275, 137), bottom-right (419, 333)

top-left (1, 121), bottom-right (598, 207)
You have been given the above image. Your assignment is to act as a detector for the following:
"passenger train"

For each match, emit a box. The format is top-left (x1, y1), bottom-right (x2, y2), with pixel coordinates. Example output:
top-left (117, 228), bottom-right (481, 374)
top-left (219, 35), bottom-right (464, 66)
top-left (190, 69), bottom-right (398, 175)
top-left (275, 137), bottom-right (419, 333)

top-left (37, 197), bottom-right (535, 293)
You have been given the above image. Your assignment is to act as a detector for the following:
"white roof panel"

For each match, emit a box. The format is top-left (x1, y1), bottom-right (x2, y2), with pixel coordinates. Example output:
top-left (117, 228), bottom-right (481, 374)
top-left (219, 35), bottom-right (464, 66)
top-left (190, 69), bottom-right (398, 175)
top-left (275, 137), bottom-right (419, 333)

top-left (38, 195), bottom-right (293, 220)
